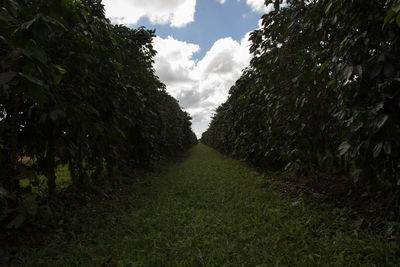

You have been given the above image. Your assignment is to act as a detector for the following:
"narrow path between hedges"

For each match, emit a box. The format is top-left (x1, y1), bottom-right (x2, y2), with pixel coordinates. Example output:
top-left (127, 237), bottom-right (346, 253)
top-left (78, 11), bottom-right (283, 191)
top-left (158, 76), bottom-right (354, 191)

top-left (16, 144), bottom-right (395, 266)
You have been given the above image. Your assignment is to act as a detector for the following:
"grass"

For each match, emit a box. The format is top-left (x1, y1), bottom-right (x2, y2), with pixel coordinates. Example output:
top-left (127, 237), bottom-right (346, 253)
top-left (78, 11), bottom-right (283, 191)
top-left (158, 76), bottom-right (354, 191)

top-left (20, 165), bottom-right (71, 194)
top-left (13, 144), bottom-right (398, 266)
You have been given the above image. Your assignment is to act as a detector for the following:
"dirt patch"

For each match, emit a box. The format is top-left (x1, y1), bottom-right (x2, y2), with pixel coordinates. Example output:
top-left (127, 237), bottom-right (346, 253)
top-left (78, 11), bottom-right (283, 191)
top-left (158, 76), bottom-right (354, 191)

top-left (267, 173), bottom-right (400, 233)
top-left (226, 151), bottom-right (400, 235)
top-left (18, 156), bottom-right (36, 166)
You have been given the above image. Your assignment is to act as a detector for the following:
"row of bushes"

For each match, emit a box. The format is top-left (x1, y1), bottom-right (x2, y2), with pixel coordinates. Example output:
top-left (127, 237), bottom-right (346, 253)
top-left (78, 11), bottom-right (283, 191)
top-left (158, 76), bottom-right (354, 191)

top-left (0, 0), bottom-right (197, 228)
top-left (202, 0), bottom-right (400, 190)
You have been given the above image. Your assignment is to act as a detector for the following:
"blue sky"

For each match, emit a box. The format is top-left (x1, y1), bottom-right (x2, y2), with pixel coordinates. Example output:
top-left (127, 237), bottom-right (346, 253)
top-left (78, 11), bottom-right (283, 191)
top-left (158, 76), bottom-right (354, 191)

top-left (103, 0), bottom-right (272, 137)
top-left (131, 0), bottom-right (262, 60)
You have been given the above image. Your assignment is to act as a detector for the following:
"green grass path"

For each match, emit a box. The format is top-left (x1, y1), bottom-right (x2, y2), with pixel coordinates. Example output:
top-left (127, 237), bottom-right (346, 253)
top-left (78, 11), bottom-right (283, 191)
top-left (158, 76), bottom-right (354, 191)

top-left (16, 144), bottom-right (396, 266)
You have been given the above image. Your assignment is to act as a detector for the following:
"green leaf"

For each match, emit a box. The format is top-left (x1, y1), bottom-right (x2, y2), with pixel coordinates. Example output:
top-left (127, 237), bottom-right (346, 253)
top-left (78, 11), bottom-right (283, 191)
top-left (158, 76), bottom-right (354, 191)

top-left (353, 218), bottom-right (364, 228)
top-left (397, 13), bottom-right (400, 27)
top-left (354, 65), bottom-right (362, 77)
top-left (19, 73), bottom-right (43, 86)
top-left (338, 141), bottom-right (351, 156)
top-left (352, 169), bottom-right (363, 184)
top-left (7, 214), bottom-right (25, 229)
top-left (0, 187), bottom-right (8, 198)
top-left (41, 15), bottom-right (67, 30)
top-left (384, 9), bottom-right (396, 25)
top-left (0, 72), bottom-right (16, 85)
top-left (31, 48), bottom-right (47, 64)
top-left (373, 142), bottom-right (383, 158)
top-left (376, 115), bottom-right (389, 129)
top-left (20, 17), bottom-right (37, 30)
top-left (384, 142), bottom-right (392, 155)
top-left (49, 111), bottom-right (58, 121)
top-left (327, 79), bottom-right (336, 87)
top-left (53, 64), bottom-right (67, 75)
top-left (113, 61), bottom-right (123, 71)
top-left (384, 63), bottom-right (395, 77)
top-left (370, 64), bottom-right (382, 79)
top-left (325, 1), bottom-right (333, 14)
top-left (373, 102), bottom-right (384, 113)
top-left (0, 14), bottom-right (10, 24)
top-left (28, 85), bottom-right (49, 105)
top-left (393, 4), bottom-right (400, 13)
top-left (23, 194), bottom-right (38, 216)
top-left (52, 73), bottom-right (63, 85)
top-left (51, 65), bottom-right (67, 85)
top-left (85, 104), bottom-right (100, 117)
top-left (384, 4), bottom-right (400, 25)
top-left (319, 61), bottom-right (328, 73)
top-left (350, 121), bottom-right (363, 133)
top-left (343, 66), bottom-right (353, 81)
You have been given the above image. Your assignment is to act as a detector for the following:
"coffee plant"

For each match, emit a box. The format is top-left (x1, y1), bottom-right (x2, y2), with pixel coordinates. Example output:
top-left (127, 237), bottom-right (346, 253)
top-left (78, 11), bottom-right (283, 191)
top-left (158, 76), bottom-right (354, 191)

top-left (0, 0), bottom-right (197, 228)
top-left (202, 0), bottom-right (400, 189)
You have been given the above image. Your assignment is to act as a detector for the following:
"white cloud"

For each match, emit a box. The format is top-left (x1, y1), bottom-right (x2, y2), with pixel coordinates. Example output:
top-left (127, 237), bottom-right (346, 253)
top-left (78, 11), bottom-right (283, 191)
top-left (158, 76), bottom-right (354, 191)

top-left (258, 18), bottom-right (263, 28)
top-left (246, 0), bottom-right (274, 13)
top-left (246, 0), bottom-right (289, 13)
top-left (153, 34), bottom-right (252, 137)
top-left (153, 36), bottom-right (199, 88)
top-left (103, 0), bottom-right (196, 27)
top-left (216, 0), bottom-right (227, 3)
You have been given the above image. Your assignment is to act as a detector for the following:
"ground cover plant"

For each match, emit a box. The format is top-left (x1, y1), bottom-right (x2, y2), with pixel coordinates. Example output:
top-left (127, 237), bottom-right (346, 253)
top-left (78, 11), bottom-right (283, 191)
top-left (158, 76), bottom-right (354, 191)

top-left (10, 145), bottom-right (399, 266)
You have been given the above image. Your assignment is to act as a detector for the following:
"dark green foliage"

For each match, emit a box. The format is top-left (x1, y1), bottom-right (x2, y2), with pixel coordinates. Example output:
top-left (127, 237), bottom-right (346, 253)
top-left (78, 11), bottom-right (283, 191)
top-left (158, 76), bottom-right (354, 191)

top-left (0, 0), bottom-right (196, 228)
top-left (202, 0), bottom-right (400, 189)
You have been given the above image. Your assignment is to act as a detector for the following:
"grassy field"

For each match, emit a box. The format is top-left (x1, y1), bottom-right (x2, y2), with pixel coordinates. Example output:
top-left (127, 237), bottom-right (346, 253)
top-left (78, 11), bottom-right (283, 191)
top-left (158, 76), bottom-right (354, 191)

top-left (13, 144), bottom-right (397, 266)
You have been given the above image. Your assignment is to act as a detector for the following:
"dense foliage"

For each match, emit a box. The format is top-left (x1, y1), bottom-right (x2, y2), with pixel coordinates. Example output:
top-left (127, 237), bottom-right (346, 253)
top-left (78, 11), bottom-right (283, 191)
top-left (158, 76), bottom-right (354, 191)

top-left (202, 0), bottom-right (400, 190)
top-left (0, 0), bottom-right (197, 228)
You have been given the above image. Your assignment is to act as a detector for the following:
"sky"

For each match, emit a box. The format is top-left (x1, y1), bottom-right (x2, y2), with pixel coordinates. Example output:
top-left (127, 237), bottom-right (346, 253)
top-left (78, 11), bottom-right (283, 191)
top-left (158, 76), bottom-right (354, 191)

top-left (102, 0), bottom-right (274, 137)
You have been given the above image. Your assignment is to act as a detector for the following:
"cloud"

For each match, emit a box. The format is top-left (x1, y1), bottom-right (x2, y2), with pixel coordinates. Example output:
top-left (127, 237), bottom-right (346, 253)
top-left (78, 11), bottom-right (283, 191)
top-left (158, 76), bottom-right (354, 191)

top-left (176, 89), bottom-right (215, 109)
top-left (153, 34), bottom-right (252, 137)
top-left (153, 36), bottom-right (199, 86)
top-left (246, 0), bottom-right (274, 13)
top-left (198, 36), bottom-right (251, 76)
top-left (246, 0), bottom-right (289, 13)
top-left (102, 0), bottom-right (196, 27)
top-left (216, 0), bottom-right (227, 3)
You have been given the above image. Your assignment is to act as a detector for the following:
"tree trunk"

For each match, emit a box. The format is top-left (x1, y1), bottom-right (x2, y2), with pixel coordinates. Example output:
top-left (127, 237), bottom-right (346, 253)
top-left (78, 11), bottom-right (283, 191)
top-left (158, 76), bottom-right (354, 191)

top-left (78, 142), bottom-right (84, 184)
top-left (47, 127), bottom-right (56, 197)
top-left (106, 158), bottom-right (114, 181)
top-left (9, 95), bottom-right (21, 195)
top-left (92, 156), bottom-right (103, 180)
top-left (69, 157), bottom-right (78, 186)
